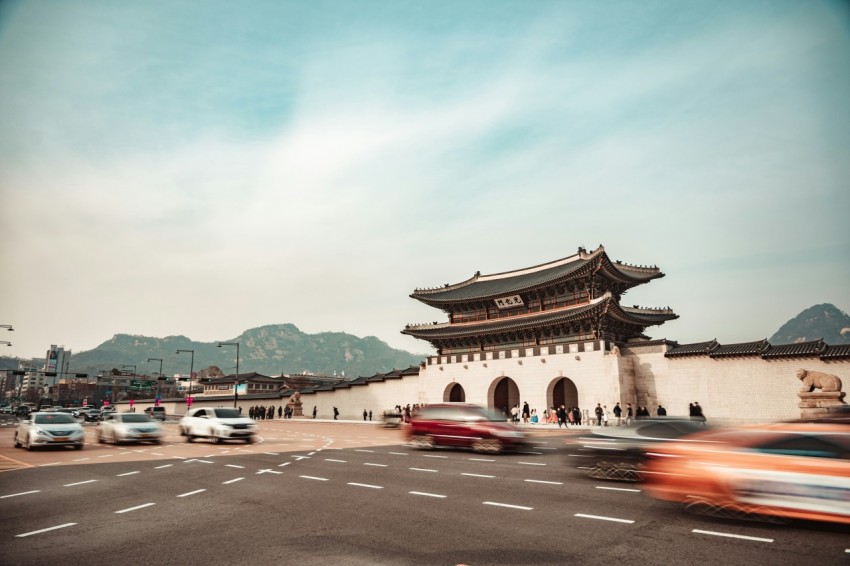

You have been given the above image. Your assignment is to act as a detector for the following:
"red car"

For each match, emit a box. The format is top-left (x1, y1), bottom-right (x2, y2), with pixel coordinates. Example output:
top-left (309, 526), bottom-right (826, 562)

top-left (407, 403), bottom-right (529, 454)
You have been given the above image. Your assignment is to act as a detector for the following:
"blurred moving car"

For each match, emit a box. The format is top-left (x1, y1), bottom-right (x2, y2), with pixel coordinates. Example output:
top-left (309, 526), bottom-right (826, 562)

top-left (100, 406), bottom-right (117, 417)
top-left (179, 407), bottom-right (256, 443)
top-left (567, 418), bottom-right (707, 481)
top-left (144, 406), bottom-right (167, 421)
top-left (407, 403), bottom-right (528, 454)
top-left (13, 412), bottom-right (85, 450)
top-left (83, 408), bottom-right (102, 422)
top-left (643, 422), bottom-right (850, 524)
top-left (97, 412), bottom-right (163, 444)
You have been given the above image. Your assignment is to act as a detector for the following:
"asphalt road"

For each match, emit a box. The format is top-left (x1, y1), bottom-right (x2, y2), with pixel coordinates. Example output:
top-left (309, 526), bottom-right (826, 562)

top-left (0, 420), bottom-right (847, 566)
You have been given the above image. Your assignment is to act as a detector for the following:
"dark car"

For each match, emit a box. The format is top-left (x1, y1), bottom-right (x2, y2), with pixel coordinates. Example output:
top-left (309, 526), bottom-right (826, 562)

top-left (83, 408), bottom-right (102, 422)
top-left (567, 418), bottom-right (707, 481)
top-left (407, 403), bottom-right (529, 454)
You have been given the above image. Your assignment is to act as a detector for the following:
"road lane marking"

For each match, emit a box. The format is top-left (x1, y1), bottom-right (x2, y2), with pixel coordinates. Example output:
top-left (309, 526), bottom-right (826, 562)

top-left (484, 502), bottom-right (533, 511)
top-left (15, 523), bottom-right (76, 537)
top-left (524, 479), bottom-right (563, 485)
top-left (469, 458), bottom-right (494, 462)
top-left (98, 454), bottom-right (114, 458)
top-left (72, 457), bottom-right (90, 462)
top-left (177, 489), bottom-right (207, 498)
top-left (521, 451), bottom-right (545, 455)
top-left (278, 462), bottom-right (291, 467)
top-left (423, 455), bottom-right (448, 459)
top-left (115, 503), bottom-right (155, 514)
top-left (308, 451), bottom-right (316, 455)
top-left (154, 464), bottom-right (173, 469)
top-left (355, 449), bottom-right (374, 453)
top-left (292, 455), bottom-right (310, 460)
top-left (348, 483), bottom-right (383, 489)
top-left (410, 467), bottom-right (438, 473)
top-left (225, 464), bottom-right (245, 469)
top-left (64, 480), bottom-right (97, 487)
top-left (195, 459), bottom-right (214, 464)
top-left (40, 462), bottom-right (62, 467)
top-left (1, 490), bottom-right (41, 499)
top-left (364, 463), bottom-right (387, 467)
top-left (410, 491), bottom-right (446, 498)
top-left (300, 475), bottom-right (329, 481)
top-left (324, 459), bottom-right (347, 463)
top-left (116, 471), bottom-right (140, 477)
top-left (222, 478), bottom-right (244, 484)
top-left (692, 529), bottom-right (773, 543)
top-left (150, 452), bottom-right (164, 456)
top-left (257, 469), bottom-right (283, 475)
top-left (461, 473), bottom-right (495, 479)
top-left (389, 452), bottom-right (408, 456)
top-left (263, 452), bottom-right (279, 456)
top-left (595, 486), bottom-right (641, 493)
top-left (575, 513), bottom-right (634, 524)
top-left (518, 462), bottom-right (546, 466)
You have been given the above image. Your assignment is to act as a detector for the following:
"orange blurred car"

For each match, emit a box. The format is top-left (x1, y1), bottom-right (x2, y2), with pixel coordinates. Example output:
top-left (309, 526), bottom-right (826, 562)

top-left (643, 422), bottom-right (850, 524)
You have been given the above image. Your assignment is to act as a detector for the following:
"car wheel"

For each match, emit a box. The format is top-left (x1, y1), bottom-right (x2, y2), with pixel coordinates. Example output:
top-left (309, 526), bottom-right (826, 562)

top-left (473, 438), bottom-right (502, 454)
top-left (210, 434), bottom-right (222, 444)
top-left (26, 434), bottom-right (35, 451)
top-left (244, 436), bottom-right (255, 444)
top-left (74, 444), bottom-right (83, 450)
top-left (13, 433), bottom-right (20, 448)
top-left (410, 434), bottom-right (434, 449)
top-left (186, 433), bottom-right (194, 443)
top-left (179, 426), bottom-right (186, 437)
top-left (97, 431), bottom-right (105, 444)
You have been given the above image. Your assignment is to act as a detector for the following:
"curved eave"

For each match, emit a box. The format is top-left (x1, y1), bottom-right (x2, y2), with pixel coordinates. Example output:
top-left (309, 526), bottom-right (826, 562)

top-left (410, 247), bottom-right (663, 307)
top-left (402, 296), bottom-right (676, 340)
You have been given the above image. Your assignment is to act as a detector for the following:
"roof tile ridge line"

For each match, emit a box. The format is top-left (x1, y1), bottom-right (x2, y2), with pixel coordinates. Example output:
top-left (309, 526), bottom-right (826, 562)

top-left (610, 256), bottom-right (661, 274)
top-left (621, 304), bottom-right (676, 314)
top-left (413, 271), bottom-right (482, 294)
top-left (476, 247), bottom-right (598, 283)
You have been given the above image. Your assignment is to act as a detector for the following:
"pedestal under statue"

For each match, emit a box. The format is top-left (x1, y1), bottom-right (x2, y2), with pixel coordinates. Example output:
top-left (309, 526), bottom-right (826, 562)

top-left (797, 368), bottom-right (846, 420)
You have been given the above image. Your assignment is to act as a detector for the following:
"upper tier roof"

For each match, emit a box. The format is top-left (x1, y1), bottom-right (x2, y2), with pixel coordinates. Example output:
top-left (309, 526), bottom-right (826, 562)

top-left (410, 245), bottom-right (663, 306)
top-left (402, 293), bottom-right (677, 340)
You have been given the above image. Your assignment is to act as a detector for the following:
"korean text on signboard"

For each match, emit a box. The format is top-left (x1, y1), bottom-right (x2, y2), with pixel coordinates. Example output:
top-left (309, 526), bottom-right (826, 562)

top-left (494, 295), bottom-right (524, 309)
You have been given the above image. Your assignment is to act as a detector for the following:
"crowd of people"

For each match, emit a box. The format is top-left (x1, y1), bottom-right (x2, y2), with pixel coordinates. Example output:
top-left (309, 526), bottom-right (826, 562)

top-left (504, 400), bottom-right (702, 427)
top-left (247, 404), bottom-right (297, 419)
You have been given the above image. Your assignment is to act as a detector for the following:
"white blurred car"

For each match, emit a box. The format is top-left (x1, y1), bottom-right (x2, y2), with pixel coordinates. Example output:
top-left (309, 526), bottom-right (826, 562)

top-left (14, 412), bottom-right (85, 450)
top-left (179, 407), bottom-right (256, 444)
top-left (97, 412), bottom-right (163, 444)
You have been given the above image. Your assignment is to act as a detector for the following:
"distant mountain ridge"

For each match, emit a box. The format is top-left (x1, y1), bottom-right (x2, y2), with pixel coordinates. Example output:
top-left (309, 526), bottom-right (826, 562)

top-left (68, 323), bottom-right (425, 378)
top-left (769, 303), bottom-right (850, 345)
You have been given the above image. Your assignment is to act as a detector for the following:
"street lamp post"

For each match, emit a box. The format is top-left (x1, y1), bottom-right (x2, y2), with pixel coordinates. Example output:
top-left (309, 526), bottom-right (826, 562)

top-left (176, 349), bottom-right (194, 398)
top-left (217, 342), bottom-right (240, 408)
top-left (147, 358), bottom-right (164, 401)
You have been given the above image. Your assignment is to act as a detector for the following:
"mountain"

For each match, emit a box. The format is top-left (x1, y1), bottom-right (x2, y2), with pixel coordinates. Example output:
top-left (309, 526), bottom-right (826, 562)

top-left (770, 303), bottom-right (850, 345)
top-left (68, 324), bottom-right (425, 378)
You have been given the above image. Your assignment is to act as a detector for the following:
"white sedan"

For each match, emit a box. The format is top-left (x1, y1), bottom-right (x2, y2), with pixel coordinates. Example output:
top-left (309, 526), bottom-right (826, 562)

top-left (14, 412), bottom-right (85, 450)
top-left (179, 407), bottom-right (257, 443)
top-left (97, 412), bottom-right (163, 445)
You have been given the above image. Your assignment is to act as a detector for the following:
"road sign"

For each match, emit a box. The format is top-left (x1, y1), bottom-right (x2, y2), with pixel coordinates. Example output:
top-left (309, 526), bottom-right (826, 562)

top-left (130, 379), bottom-right (154, 390)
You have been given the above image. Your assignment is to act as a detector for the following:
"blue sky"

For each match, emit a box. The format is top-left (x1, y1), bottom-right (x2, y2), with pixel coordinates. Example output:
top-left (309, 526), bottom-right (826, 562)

top-left (1, 0), bottom-right (848, 361)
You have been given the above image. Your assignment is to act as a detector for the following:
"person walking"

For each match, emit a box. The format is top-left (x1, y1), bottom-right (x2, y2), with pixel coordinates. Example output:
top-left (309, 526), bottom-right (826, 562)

top-left (613, 402), bottom-right (622, 426)
top-left (312, 405), bottom-right (317, 419)
top-left (333, 406), bottom-right (339, 420)
top-left (363, 409), bottom-right (368, 421)
top-left (595, 403), bottom-right (603, 426)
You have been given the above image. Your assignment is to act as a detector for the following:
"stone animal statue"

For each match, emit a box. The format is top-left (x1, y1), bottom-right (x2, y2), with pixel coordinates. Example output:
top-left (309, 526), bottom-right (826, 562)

top-left (797, 369), bottom-right (842, 393)
top-left (289, 391), bottom-right (302, 404)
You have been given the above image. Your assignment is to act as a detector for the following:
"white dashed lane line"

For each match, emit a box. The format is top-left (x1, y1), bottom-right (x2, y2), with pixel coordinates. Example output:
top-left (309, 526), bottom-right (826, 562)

top-left (388, 452), bottom-right (408, 456)
top-left (299, 475), bottom-right (329, 481)
top-left (422, 455), bottom-right (448, 459)
top-left (15, 523), bottom-right (76, 538)
top-left (154, 464), bottom-right (173, 469)
top-left (410, 491), bottom-right (446, 498)
top-left (177, 489), bottom-right (206, 498)
top-left (324, 459), bottom-right (347, 463)
top-left (225, 464), bottom-right (245, 469)
top-left (115, 503), bottom-right (155, 514)
top-left (484, 502), bottom-right (533, 511)
top-left (72, 457), bottom-right (90, 462)
top-left (116, 471), bottom-right (140, 477)
top-left (40, 462), bottom-right (61, 467)
top-left (354, 449), bottom-right (374, 453)
top-left (524, 479), bottom-right (562, 485)
top-left (364, 463), bottom-right (387, 467)
top-left (575, 513), bottom-right (634, 524)
top-left (692, 529), bottom-right (773, 543)
top-left (468, 458), bottom-right (494, 462)
top-left (348, 483), bottom-right (383, 489)
top-left (64, 480), bottom-right (97, 487)
top-left (461, 473), bottom-right (494, 479)
top-left (518, 462), bottom-right (546, 466)
top-left (222, 478), bottom-right (244, 484)
top-left (595, 486), bottom-right (641, 493)
top-left (409, 468), bottom-right (438, 473)
top-left (1, 490), bottom-right (40, 499)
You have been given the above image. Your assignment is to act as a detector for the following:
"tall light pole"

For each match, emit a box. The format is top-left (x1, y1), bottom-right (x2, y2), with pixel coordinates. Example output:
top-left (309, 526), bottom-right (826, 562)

top-left (147, 358), bottom-right (164, 401)
top-left (176, 349), bottom-right (194, 398)
top-left (218, 342), bottom-right (240, 408)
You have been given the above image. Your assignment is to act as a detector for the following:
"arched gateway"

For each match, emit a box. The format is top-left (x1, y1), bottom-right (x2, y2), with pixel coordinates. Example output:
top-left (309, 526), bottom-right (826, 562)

top-left (549, 377), bottom-right (578, 409)
top-left (489, 376), bottom-right (519, 415)
top-left (444, 382), bottom-right (466, 402)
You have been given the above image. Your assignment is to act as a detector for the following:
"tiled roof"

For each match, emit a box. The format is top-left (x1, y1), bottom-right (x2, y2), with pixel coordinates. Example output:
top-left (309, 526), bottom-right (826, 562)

top-left (710, 339), bottom-right (769, 358)
top-left (410, 246), bottom-right (663, 305)
top-left (665, 340), bottom-right (719, 357)
top-left (206, 373), bottom-right (277, 384)
top-left (404, 295), bottom-right (676, 340)
top-left (822, 344), bottom-right (850, 360)
top-left (762, 339), bottom-right (827, 358)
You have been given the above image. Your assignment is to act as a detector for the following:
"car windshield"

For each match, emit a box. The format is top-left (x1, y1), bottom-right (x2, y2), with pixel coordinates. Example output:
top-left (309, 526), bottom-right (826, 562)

top-left (212, 408), bottom-right (241, 419)
top-left (34, 414), bottom-right (76, 424)
top-left (120, 414), bottom-right (153, 423)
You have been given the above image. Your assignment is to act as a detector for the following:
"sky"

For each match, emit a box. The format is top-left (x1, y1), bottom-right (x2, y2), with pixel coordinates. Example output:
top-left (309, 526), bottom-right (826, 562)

top-left (1, 0), bottom-right (849, 361)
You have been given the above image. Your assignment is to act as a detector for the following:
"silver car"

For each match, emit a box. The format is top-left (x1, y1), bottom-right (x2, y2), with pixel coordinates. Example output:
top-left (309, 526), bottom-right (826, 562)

top-left (14, 412), bottom-right (85, 450)
top-left (179, 407), bottom-right (256, 444)
top-left (97, 412), bottom-right (163, 445)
